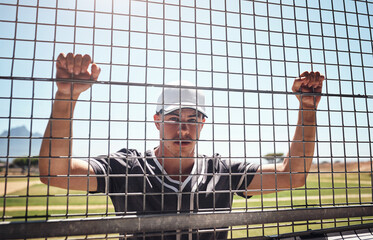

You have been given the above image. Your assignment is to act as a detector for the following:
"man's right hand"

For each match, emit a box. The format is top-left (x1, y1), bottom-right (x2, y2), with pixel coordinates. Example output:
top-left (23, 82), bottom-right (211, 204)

top-left (56, 53), bottom-right (101, 97)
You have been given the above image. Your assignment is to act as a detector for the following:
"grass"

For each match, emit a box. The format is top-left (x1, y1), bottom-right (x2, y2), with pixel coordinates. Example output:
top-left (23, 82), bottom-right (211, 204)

top-left (2, 183), bottom-right (111, 206)
top-left (233, 172), bottom-right (372, 208)
top-left (0, 177), bottom-right (39, 182)
top-left (229, 217), bottom-right (373, 239)
top-left (0, 172), bottom-right (372, 239)
top-left (229, 172), bottom-right (373, 238)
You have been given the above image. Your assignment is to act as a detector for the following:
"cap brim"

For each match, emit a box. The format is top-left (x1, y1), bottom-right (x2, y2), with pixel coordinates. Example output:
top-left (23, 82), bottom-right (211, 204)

top-left (162, 105), bottom-right (208, 118)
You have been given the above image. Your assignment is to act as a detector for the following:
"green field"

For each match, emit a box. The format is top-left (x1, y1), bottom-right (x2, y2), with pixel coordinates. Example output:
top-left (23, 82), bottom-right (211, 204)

top-left (1, 172), bottom-right (372, 239)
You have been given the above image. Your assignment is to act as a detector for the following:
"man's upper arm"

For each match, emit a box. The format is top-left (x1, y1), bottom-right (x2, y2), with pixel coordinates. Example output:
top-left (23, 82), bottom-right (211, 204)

top-left (230, 161), bottom-right (259, 198)
top-left (245, 164), bottom-right (287, 196)
top-left (43, 158), bottom-right (98, 192)
top-left (66, 149), bottom-right (134, 193)
top-left (70, 158), bottom-right (98, 192)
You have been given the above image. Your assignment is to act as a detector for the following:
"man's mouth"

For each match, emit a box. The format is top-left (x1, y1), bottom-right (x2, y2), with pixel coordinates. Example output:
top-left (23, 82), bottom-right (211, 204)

top-left (173, 140), bottom-right (192, 146)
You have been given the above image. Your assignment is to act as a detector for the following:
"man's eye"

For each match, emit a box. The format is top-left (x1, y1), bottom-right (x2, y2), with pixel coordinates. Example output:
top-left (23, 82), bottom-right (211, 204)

top-left (188, 119), bottom-right (197, 123)
top-left (168, 118), bottom-right (179, 122)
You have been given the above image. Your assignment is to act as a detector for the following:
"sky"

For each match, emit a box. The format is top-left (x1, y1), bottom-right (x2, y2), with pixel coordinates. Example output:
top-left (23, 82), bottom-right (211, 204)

top-left (0, 0), bottom-right (372, 163)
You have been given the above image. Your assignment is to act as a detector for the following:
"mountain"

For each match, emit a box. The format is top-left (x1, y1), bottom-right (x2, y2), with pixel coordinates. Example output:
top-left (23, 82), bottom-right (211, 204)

top-left (0, 126), bottom-right (42, 161)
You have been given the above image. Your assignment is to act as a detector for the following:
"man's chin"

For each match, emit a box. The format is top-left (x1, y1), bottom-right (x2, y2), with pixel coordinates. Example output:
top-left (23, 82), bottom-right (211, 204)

top-left (169, 144), bottom-right (195, 157)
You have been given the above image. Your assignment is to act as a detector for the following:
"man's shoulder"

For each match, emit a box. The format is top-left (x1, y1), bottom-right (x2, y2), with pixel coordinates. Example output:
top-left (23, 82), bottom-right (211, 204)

top-left (203, 154), bottom-right (258, 172)
top-left (116, 148), bottom-right (142, 157)
top-left (95, 148), bottom-right (141, 158)
top-left (93, 148), bottom-right (143, 167)
top-left (202, 153), bottom-right (229, 171)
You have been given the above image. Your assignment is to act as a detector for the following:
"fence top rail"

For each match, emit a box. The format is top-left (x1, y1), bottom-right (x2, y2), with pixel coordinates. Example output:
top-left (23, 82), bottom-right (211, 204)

top-left (1, 205), bottom-right (372, 239)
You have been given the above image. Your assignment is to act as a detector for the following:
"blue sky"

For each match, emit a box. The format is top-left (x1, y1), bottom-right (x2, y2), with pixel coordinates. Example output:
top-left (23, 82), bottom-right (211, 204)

top-left (0, 0), bottom-right (372, 163)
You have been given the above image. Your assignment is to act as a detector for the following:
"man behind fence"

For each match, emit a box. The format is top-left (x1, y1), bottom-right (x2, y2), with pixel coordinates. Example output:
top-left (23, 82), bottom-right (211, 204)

top-left (39, 53), bottom-right (324, 240)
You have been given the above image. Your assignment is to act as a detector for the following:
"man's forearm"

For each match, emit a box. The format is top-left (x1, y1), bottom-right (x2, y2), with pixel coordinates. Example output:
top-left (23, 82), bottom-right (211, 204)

top-left (285, 107), bottom-right (317, 178)
top-left (39, 91), bottom-right (79, 177)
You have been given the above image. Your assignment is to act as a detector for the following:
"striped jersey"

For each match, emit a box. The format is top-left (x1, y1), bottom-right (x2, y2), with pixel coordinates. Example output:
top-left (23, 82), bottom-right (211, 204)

top-left (88, 148), bottom-right (259, 240)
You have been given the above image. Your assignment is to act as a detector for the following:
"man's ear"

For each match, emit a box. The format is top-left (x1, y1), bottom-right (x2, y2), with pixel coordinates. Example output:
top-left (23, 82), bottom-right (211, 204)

top-left (198, 117), bottom-right (206, 130)
top-left (154, 114), bottom-right (161, 130)
top-left (201, 117), bottom-right (206, 128)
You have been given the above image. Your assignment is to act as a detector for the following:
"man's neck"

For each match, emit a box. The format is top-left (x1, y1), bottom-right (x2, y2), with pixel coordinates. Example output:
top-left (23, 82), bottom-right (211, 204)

top-left (154, 146), bottom-right (195, 181)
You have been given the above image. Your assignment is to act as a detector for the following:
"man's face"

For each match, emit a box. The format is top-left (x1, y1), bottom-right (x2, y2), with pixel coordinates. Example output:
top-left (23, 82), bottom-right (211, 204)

top-left (154, 108), bottom-right (205, 158)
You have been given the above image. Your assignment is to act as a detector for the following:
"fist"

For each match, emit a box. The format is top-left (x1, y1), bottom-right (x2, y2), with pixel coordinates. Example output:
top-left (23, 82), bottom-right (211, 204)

top-left (56, 53), bottom-right (101, 97)
top-left (292, 71), bottom-right (325, 109)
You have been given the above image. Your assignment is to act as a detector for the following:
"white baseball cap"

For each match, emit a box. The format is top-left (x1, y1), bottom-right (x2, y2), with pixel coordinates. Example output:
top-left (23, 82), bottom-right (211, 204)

top-left (156, 80), bottom-right (207, 117)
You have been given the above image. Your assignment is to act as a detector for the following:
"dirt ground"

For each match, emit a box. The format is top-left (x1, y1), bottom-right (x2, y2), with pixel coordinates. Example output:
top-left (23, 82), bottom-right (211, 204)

top-left (0, 180), bottom-right (40, 195)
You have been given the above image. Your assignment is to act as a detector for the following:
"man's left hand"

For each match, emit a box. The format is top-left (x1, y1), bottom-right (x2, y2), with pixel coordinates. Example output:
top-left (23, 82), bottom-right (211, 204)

top-left (292, 71), bottom-right (325, 109)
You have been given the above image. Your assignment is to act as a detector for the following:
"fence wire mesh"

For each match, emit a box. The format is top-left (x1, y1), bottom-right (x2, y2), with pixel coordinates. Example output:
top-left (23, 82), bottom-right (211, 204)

top-left (0, 0), bottom-right (373, 239)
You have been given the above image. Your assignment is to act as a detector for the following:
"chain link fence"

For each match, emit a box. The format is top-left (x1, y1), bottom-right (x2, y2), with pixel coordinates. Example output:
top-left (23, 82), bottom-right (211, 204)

top-left (0, 0), bottom-right (372, 239)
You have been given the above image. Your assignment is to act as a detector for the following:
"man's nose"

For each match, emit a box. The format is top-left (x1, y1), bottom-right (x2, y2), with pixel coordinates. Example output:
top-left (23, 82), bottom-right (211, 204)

top-left (177, 123), bottom-right (189, 133)
top-left (181, 122), bottom-right (189, 130)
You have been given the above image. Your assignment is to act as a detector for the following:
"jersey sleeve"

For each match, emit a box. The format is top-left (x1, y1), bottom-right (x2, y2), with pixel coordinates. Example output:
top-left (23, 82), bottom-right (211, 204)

top-left (229, 161), bottom-right (259, 198)
top-left (85, 148), bottom-right (138, 193)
